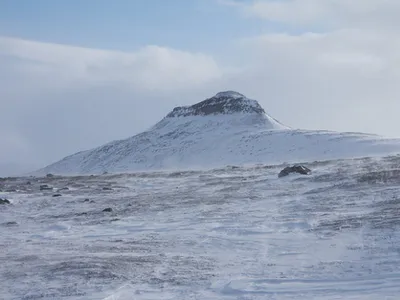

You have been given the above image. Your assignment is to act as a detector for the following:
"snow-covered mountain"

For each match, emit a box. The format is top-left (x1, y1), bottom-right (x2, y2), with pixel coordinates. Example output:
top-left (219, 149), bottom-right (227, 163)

top-left (37, 91), bottom-right (400, 175)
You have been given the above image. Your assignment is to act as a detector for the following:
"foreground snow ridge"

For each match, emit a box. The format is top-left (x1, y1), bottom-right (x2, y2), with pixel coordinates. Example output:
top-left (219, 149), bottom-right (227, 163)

top-left (38, 91), bottom-right (400, 175)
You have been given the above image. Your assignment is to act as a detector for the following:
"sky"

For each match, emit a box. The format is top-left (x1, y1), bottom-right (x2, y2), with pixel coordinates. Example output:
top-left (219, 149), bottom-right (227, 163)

top-left (1, 0), bottom-right (400, 176)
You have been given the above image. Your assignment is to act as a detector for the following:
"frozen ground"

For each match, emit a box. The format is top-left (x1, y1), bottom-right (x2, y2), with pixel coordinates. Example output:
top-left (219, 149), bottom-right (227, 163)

top-left (1, 155), bottom-right (400, 299)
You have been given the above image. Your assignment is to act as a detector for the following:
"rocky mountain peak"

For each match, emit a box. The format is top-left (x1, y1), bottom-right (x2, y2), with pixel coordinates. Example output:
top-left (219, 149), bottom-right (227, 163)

top-left (166, 91), bottom-right (266, 118)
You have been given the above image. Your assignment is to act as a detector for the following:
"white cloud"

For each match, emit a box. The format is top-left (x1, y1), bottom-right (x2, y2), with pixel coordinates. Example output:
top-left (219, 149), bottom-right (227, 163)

top-left (0, 37), bottom-right (222, 92)
top-left (224, 0), bottom-right (400, 29)
top-left (231, 28), bottom-right (400, 134)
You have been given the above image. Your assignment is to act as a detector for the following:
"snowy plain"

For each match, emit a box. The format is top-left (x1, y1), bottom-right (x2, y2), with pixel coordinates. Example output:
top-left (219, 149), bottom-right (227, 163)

top-left (2, 155), bottom-right (400, 299)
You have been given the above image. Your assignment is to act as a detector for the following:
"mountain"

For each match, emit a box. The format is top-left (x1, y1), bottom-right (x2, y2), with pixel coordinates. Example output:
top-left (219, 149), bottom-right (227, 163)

top-left (36, 91), bottom-right (400, 175)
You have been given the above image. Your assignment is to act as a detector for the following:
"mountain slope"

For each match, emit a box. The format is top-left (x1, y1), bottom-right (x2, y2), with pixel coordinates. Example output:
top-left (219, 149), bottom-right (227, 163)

top-left (37, 91), bottom-right (400, 175)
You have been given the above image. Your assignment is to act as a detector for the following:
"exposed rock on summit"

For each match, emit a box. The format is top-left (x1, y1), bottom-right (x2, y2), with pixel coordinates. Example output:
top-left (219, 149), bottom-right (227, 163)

top-left (166, 91), bottom-right (265, 117)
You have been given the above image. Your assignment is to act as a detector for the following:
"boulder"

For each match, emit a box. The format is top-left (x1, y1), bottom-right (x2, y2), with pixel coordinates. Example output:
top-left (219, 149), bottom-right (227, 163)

top-left (278, 165), bottom-right (311, 178)
top-left (40, 184), bottom-right (53, 191)
top-left (0, 198), bottom-right (11, 205)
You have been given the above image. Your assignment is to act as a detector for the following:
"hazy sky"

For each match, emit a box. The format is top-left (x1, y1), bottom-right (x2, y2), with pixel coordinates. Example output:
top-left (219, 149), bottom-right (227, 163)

top-left (1, 0), bottom-right (400, 175)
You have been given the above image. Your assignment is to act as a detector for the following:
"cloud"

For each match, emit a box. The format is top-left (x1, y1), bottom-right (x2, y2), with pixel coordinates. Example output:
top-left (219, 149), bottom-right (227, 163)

top-left (0, 37), bottom-right (222, 92)
top-left (223, 0), bottom-right (400, 30)
top-left (232, 29), bottom-right (400, 131)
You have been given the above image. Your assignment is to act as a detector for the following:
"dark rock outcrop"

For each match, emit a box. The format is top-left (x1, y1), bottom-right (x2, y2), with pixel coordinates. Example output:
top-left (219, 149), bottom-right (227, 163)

top-left (102, 208), bottom-right (113, 212)
top-left (166, 91), bottom-right (265, 117)
top-left (278, 165), bottom-right (311, 178)
top-left (0, 198), bottom-right (10, 205)
top-left (52, 194), bottom-right (62, 198)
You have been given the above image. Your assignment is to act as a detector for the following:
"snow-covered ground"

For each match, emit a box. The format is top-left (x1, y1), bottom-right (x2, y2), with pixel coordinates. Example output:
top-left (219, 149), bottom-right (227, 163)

top-left (2, 155), bottom-right (400, 299)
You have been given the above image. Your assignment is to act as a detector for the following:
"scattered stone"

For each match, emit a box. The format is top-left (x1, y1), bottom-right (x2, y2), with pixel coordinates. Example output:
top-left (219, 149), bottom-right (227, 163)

top-left (90, 200), bottom-right (95, 203)
top-left (278, 165), bottom-right (311, 178)
top-left (26, 181), bottom-right (32, 185)
top-left (46, 173), bottom-right (55, 178)
top-left (102, 208), bottom-right (113, 212)
top-left (0, 198), bottom-right (11, 205)
top-left (1, 221), bottom-right (17, 226)
top-left (102, 187), bottom-right (113, 191)
top-left (52, 194), bottom-right (62, 197)
top-left (40, 184), bottom-right (53, 191)
top-left (84, 198), bottom-right (90, 202)
top-left (110, 218), bottom-right (120, 222)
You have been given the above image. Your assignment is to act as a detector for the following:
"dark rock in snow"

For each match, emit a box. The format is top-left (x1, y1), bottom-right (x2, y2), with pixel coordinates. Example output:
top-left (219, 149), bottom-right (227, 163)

top-left (0, 198), bottom-right (11, 205)
top-left (102, 187), bottom-right (113, 191)
top-left (278, 165), bottom-right (311, 178)
top-left (46, 173), bottom-right (55, 178)
top-left (1, 221), bottom-right (17, 226)
top-left (103, 208), bottom-right (113, 212)
top-left (52, 194), bottom-right (62, 198)
top-left (40, 184), bottom-right (53, 191)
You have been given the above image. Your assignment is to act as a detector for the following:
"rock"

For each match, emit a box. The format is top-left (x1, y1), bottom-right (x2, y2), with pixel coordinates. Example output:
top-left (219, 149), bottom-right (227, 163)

top-left (0, 198), bottom-right (11, 205)
top-left (278, 165), bottom-right (311, 178)
top-left (2, 221), bottom-right (17, 226)
top-left (52, 194), bottom-right (62, 197)
top-left (46, 173), bottom-right (55, 178)
top-left (83, 198), bottom-right (90, 202)
top-left (57, 187), bottom-right (69, 192)
top-left (166, 91), bottom-right (266, 117)
top-left (40, 184), bottom-right (53, 191)
top-left (102, 208), bottom-right (113, 212)
top-left (102, 187), bottom-right (113, 191)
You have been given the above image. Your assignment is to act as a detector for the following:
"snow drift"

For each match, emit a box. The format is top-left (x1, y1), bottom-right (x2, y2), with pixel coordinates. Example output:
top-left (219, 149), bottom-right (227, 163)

top-left (37, 91), bottom-right (400, 175)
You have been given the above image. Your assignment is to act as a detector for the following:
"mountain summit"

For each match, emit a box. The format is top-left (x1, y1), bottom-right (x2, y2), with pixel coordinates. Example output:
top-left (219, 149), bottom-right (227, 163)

top-left (166, 91), bottom-right (265, 117)
top-left (36, 91), bottom-right (400, 175)
top-left (159, 91), bottom-right (288, 131)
